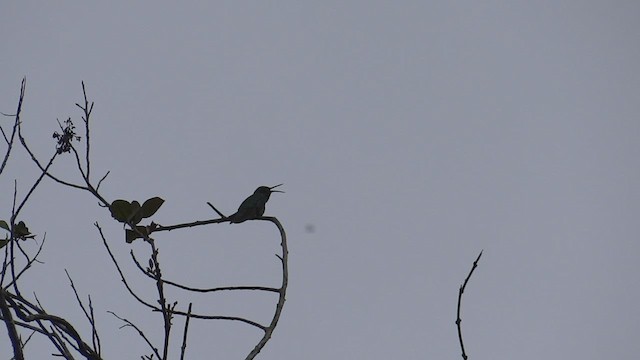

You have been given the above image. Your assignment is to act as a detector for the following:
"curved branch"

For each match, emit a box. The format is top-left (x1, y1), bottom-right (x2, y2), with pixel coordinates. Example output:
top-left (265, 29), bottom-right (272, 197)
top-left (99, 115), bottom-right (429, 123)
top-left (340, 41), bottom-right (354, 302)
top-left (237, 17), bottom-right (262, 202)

top-left (130, 252), bottom-right (279, 293)
top-left (94, 223), bottom-right (159, 311)
top-left (165, 281), bottom-right (281, 294)
top-left (245, 216), bottom-right (288, 360)
top-left (6, 291), bottom-right (101, 359)
top-left (0, 288), bottom-right (24, 360)
top-left (167, 309), bottom-right (267, 330)
top-left (456, 250), bottom-right (483, 360)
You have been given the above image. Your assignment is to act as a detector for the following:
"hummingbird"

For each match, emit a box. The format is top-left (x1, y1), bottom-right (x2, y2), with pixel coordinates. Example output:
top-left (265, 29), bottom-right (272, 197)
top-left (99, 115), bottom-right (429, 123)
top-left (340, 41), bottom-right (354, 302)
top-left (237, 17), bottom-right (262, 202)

top-left (228, 184), bottom-right (284, 223)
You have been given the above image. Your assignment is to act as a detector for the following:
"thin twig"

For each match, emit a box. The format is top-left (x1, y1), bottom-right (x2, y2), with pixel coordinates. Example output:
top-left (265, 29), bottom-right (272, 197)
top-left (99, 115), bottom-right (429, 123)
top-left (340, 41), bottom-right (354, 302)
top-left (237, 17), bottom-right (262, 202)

top-left (206, 202), bottom-right (226, 218)
top-left (9, 180), bottom-right (19, 295)
top-left (129, 251), bottom-right (278, 293)
top-left (162, 280), bottom-right (280, 294)
top-left (456, 250), bottom-right (483, 360)
top-left (65, 269), bottom-right (101, 356)
top-left (12, 152), bottom-right (58, 220)
top-left (0, 78), bottom-right (24, 176)
top-left (96, 171), bottom-right (110, 191)
top-left (4, 235), bottom-right (46, 288)
top-left (164, 310), bottom-right (266, 330)
top-left (94, 223), bottom-right (159, 311)
top-left (108, 311), bottom-right (161, 360)
top-left (74, 81), bottom-right (93, 180)
top-left (179, 303), bottom-right (193, 360)
top-left (87, 295), bottom-right (101, 356)
top-left (148, 240), bottom-right (172, 360)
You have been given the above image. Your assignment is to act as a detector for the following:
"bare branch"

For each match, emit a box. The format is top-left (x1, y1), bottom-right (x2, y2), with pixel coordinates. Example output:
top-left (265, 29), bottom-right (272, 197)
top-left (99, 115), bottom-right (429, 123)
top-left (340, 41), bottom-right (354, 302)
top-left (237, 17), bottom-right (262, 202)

top-left (154, 217), bottom-right (229, 233)
top-left (94, 223), bottom-right (159, 311)
top-left (130, 251), bottom-right (278, 293)
top-left (0, 78), bottom-right (25, 176)
top-left (74, 81), bottom-right (94, 180)
top-left (108, 311), bottom-right (161, 360)
top-left (5, 291), bottom-right (101, 359)
top-left (245, 216), bottom-right (288, 360)
top-left (164, 310), bottom-right (266, 330)
top-left (206, 202), bottom-right (226, 218)
top-left (148, 240), bottom-right (172, 360)
top-left (4, 235), bottom-right (46, 288)
top-left (96, 171), bottom-right (110, 191)
top-left (179, 303), bottom-right (192, 360)
top-left (65, 270), bottom-right (102, 357)
top-left (0, 288), bottom-right (24, 360)
top-left (162, 280), bottom-right (280, 294)
top-left (456, 250), bottom-right (483, 360)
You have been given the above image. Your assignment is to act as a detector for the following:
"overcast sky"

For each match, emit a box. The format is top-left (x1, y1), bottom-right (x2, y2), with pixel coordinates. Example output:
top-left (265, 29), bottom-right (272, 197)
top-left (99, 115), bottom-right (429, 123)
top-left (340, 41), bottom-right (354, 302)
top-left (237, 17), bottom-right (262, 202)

top-left (2, 2), bottom-right (639, 359)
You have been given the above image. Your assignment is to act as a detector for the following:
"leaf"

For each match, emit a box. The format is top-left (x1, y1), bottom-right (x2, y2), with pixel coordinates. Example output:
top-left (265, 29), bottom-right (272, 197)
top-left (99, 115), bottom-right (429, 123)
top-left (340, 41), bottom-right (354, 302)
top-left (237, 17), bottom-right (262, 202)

top-left (110, 200), bottom-right (133, 223)
top-left (110, 200), bottom-right (147, 225)
top-left (0, 220), bottom-right (9, 231)
top-left (125, 226), bottom-right (148, 243)
top-left (128, 201), bottom-right (143, 225)
top-left (14, 221), bottom-right (31, 238)
top-left (0, 238), bottom-right (8, 249)
top-left (140, 197), bottom-right (164, 218)
top-left (125, 229), bottom-right (139, 243)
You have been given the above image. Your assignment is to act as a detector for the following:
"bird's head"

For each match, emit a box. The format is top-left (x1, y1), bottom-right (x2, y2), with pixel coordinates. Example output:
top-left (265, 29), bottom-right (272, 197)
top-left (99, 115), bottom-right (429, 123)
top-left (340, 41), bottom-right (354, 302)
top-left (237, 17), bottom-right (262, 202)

top-left (254, 184), bottom-right (284, 196)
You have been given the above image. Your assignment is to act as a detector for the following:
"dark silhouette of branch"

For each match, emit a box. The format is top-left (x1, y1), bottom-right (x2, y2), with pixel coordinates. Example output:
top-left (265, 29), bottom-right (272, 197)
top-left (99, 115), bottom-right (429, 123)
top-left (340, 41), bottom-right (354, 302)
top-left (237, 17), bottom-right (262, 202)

top-left (148, 239), bottom-right (173, 360)
top-left (95, 223), bottom-right (159, 311)
top-left (65, 270), bottom-right (102, 357)
top-left (206, 202), bottom-right (226, 218)
top-left (165, 280), bottom-right (280, 294)
top-left (75, 81), bottom-right (94, 180)
top-left (246, 216), bottom-right (288, 360)
top-left (108, 311), bottom-right (161, 359)
top-left (180, 303), bottom-right (193, 360)
top-left (164, 309), bottom-right (267, 330)
top-left (0, 288), bottom-right (24, 360)
top-left (456, 250), bottom-right (483, 360)
top-left (5, 291), bottom-right (101, 359)
top-left (154, 217), bottom-right (229, 232)
top-left (0, 78), bottom-right (24, 176)
top-left (129, 251), bottom-right (279, 293)
top-left (3, 235), bottom-right (46, 289)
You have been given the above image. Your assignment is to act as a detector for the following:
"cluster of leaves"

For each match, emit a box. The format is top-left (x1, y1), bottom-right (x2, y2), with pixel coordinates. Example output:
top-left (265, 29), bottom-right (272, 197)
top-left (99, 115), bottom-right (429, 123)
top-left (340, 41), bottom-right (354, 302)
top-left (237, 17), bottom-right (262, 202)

top-left (0, 220), bottom-right (34, 249)
top-left (108, 197), bottom-right (164, 243)
top-left (52, 118), bottom-right (81, 154)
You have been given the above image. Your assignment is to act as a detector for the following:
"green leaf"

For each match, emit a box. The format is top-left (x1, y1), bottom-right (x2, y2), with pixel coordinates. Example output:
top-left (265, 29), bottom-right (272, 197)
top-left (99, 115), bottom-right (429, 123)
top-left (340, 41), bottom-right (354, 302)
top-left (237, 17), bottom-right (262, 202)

top-left (125, 226), bottom-right (148, 243)
top-left (0, 220), bottom-right (9, 231)
top-left (125, 229), bottom-right (139, 243)
top-left (0, 238), bottom-right (8, 249)
top-left (110, 200), bottom-right (133, 223)
top-left (140, 197), bottom-right (164, 218)
top-left (128, 201), bottom-right (143, 225)
top-left (14, 221), bottom-right (31, 238)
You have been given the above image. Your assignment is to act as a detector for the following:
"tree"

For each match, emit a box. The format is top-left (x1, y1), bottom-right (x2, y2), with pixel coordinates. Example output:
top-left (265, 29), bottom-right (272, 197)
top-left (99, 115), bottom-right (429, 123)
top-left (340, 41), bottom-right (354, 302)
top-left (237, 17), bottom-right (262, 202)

top-left (1, 79), bottom-right (289, 359)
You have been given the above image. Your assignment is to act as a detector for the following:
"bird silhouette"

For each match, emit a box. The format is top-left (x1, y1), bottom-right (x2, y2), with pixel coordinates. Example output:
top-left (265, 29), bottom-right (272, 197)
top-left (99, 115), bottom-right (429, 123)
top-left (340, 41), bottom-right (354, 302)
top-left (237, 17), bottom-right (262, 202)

top-left (228, 184), bottom-right (283, 223)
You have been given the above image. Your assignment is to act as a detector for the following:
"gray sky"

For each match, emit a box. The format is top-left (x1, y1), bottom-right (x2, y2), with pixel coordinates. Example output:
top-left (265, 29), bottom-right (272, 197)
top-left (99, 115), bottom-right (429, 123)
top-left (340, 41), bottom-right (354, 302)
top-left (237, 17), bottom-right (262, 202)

top-left (2, 2), bottom-right (639, 359)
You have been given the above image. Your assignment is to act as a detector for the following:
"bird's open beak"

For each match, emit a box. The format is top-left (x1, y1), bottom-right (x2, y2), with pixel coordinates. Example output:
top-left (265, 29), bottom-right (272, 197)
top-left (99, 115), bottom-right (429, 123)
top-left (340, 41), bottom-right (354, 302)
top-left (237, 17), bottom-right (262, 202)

top-left (270, 184), bottom-right (285, 193)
